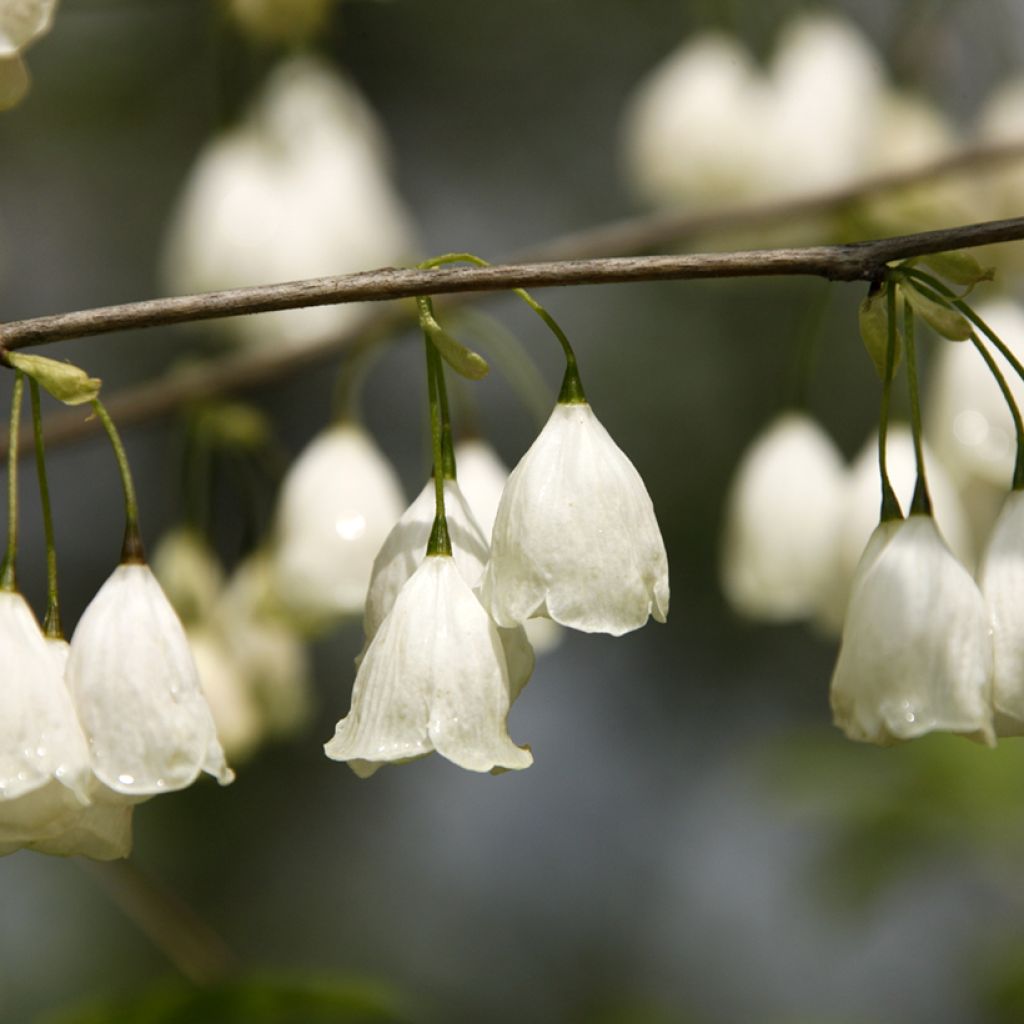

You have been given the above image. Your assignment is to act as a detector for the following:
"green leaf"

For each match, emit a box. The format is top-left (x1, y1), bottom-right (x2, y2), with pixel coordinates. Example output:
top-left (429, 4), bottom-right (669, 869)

top-left (858, 288), bottom-right (901, 380)
top-left (917, 250), bottom-right (995, 288)
top-left (6, 352), bottom-right (101, 405)
top-left (901, 282), bottom-right (972, 341)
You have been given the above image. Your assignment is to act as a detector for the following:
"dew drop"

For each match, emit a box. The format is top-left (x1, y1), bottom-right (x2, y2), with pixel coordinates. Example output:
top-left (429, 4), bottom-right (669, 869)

top-left (118, 773), bottom-right (135, 786)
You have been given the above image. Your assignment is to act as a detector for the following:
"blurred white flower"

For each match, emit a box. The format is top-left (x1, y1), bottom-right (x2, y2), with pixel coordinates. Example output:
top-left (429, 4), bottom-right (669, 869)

top-left (0, 592), bottom-right (95, 855)
top-left (66, 564), bottom-right (234, 796)
top-left (720, 411), bottom-right (845, 621)
top-left (272, 422), bottom-right (404, 626)
top-left (830, 515), bottom-right (994, 747)
top-left (362, 476), bottom-right (534, 699)
top-left (326, 555), bottom-right (533, 778)
top-left (163, 56), bottom-right (416, 349)
top-left (226, 0), bottom-right (334, 44)
top-left (815, 424), bottom-right (972, 634)
top-left (979, 491), bottom-right (1024, 736)
top-left (481, 401), bottom-right (669, 636)
top-left (187, 627), bottom-right (263, 764)
top-left (152, 527), bottom-right (225, 625)
top-left (622, 33), bottom-right (770, 210)
top-left (0, 0), bottom-right (57, 56)
top-left (217, 552), bottom-right (312, 738)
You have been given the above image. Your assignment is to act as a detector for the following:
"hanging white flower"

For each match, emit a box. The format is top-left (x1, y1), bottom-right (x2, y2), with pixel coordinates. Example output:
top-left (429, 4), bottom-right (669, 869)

top-left (978, 491), bottom-right (1024, 736)
top-left (815, 424), bottom-right (972, 634)
top-left (66, 564), bottom-right (234, 795)
top-left (480, 401), bottom-right (669, 636)
top-left (162, 56), bottom-right (416, 349)
top-left (0, 0), bottom-right (58, 57)
top-left (720, 411), bottom-right (845, 621)
top-left (216, 551), bottom-right (312, 738)
top-left (326, 555), bottom-right (533, 778)
top-left (361, 477), bottom-right (534, 698)
top-left (152, 527), bottom-right (225, 625)
top-left (272, 422), bottom-right (405, 626)
top-left (830, 515), bottom-right (994, 747)
top-left (0, 591), bottom-right (95, 856)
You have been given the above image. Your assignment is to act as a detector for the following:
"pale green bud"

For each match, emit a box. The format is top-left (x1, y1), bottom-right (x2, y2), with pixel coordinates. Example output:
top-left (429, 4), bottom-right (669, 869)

top-left (6, 353), bottom-right (101, 404)
top-left (901, 283), bottom-right (972, 341)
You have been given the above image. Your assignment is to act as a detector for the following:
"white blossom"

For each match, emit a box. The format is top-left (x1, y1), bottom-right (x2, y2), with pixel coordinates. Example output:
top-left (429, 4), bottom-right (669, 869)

top-left (720, 411), bottom-right (845, 621)
top-left (152, 527), bottom-right (225, 625)
top-left (163, 56), bottom-right (415, 349)
top-left (481, 401), bottom-right (669, 636)
top-left (830, 516), bottom-right (994, 747)
top-left (66, 564), bottom-right (234, 795)
top-left (272, 422), bottom-right (404, 626)
top-left (362, 477), bottom-right (534, 699)
top-left (0, 0), bottom-right (57, 57)
top-left (815, 424), bottom-right (971, 634)
top-left (979, 491), bottom-right (1024, 736)
top-left (327, 555), bottom-right (532, 777)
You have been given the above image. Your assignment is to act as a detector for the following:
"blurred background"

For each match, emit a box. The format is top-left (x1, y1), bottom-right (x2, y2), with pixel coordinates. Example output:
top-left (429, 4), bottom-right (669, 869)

top-left (3, 0), bottom-right (1024, 1021)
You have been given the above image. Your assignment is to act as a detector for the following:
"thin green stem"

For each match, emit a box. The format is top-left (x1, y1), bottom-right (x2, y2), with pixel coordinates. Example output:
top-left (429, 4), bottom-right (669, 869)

top-left (902, 294), bottom-right (932, 515)
top-left (423, 334), bottom-right (451, 557)
top-left (29, 380), bottom-right (62, 636)
top-left (878, 282), bottom-right (902, 522)
top-left (419, 252), bottom-right (587, 403)
top-left (1, 371), bottom-right (24, 591)
top-left (969, 332), bottom-right (1024, 489)
top-left (92, 399), bottom-right (145, 563)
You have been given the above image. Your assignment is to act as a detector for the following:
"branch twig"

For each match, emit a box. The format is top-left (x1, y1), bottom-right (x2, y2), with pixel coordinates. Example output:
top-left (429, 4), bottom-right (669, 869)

top-left (3, 217), bottom-right (1023, 352)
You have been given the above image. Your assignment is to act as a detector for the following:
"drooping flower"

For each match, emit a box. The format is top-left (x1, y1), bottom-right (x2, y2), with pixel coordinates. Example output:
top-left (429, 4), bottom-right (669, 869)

top-left (0, 0), bottom-right (58, 55)
top-left (326, 554), bottom-right (533, 778)
top-left (720, 411), bottom-right (845, 621)
top-left (66, 563), bottom-right (234, 795)
top-left (480, 401), bottom-right (669, 636)
top-left (163, 56), bottom-right (416, 349)
top-left (272, 422), bottom-right (405, 627)
top-left (362, 477), bottom-right (534, 699)
top-left (830, 515), bottom-right (994, 747)
top-left (815, 424), bottom-right (972, 633)
top-left (0, 591), bottom-right (95, 854)
top-left (979, 490), bottom-right (1024, 736)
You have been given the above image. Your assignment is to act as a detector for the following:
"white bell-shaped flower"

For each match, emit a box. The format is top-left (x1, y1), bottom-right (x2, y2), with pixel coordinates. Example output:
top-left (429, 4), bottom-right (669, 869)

top-left (815, 424), bottom-right (971, 634)
top-left (979, 491), bottom-right (1024, 736)
top-left (272, 422), bottom-right (404, 626)
top-left (830, 515), bottom-right (995, 747)
top-left (720, 411), bottom-right (845, 621)
top-left (163, 56), bottom-right (415, 349)
top-left (622, 32), bottom-right (771, 210)
top-left (11, 638), bottom-right (135, 861)
top-left (0, 591), bottom-right (94, 856)
top-left (0, 0), bottom-right (57, 56)
top-left (362, 477), bottom-right (534, 699)
top-left (480, 401), bottom-right (669, 636)
top-left (216, 552), bottom-right (311, 738)
top-left (152, 527), bottom-right (225, 625)
top-left (326, 554), bottom-right (533, 778)
top-left (66, 564), bottom-right (234, 796)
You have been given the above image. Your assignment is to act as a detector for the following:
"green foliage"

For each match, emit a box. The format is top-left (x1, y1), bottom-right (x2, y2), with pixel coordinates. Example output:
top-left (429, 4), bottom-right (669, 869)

top-left (41, 973), bottom-right (411, 1024)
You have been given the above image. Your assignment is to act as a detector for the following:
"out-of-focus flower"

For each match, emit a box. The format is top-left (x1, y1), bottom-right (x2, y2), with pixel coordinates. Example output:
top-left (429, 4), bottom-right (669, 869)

top-left (816, 424), bottom-right (971, 634)
top-left (0, 592), bottom-right (95, 855)
top-left (362, 477), bottom-right (534, 699)
top-left (151, 527), bottom-right (225, 625)
top-left (325, 554), bottom-right (533, 778)
top-left (481, 401), bottom-right (669, 636)
top-left (272, 422), bottom-right (404, 627)
top-left (225, 0), bottom-right (335, 45)
top-left (163, 56), bottom-right (416, 349)
top-left (979, 491), bottom-right (1024, 736)
top-left (66, 563), bottom-right (234, 796)
top-left (830, 515), bottom-right (994, 747)
top-left (720, 411), bottom-right (845, 621)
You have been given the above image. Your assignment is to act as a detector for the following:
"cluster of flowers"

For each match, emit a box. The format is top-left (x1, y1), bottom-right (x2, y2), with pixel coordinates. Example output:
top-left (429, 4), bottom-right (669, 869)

top-left (722, 276), bottom-right (1024, 748)
top-left (621, 11), bottom-right (1024, 240)
top-left (1, 557), bottom-right (232, 859)
top-left (268, 384), bottom-right (669, 776)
